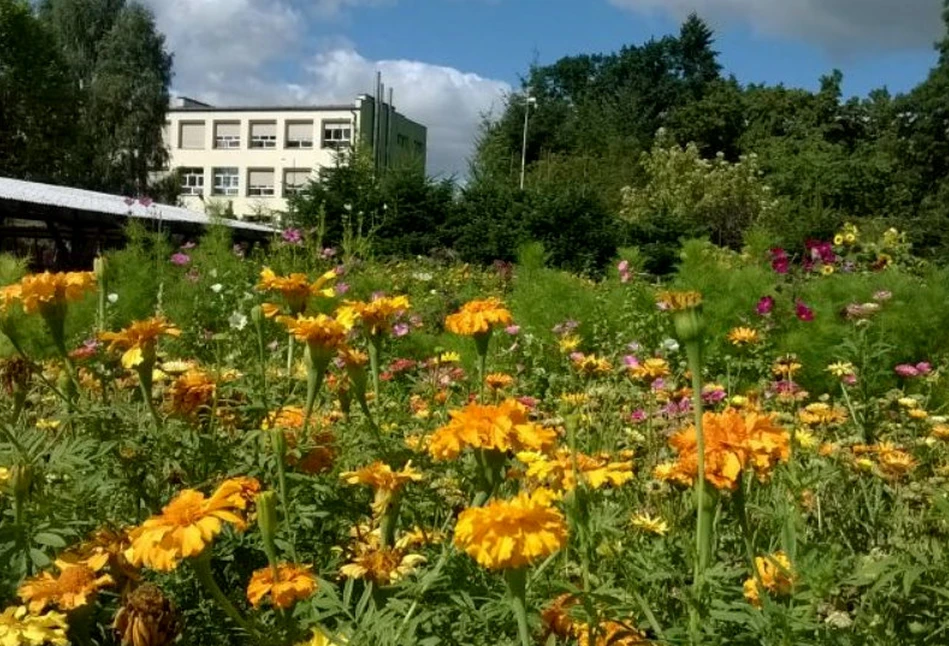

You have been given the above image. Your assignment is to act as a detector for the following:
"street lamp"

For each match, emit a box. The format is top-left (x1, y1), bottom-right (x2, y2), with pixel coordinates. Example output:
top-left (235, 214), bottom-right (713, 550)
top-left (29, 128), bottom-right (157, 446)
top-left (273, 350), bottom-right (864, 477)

top-left (519, 95), bottom-right (537, 190)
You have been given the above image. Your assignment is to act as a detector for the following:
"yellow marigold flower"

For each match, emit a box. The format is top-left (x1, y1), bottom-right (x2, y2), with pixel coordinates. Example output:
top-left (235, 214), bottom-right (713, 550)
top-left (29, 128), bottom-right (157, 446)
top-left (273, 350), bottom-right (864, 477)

top-left (126, 478), bottom-right (258, 571)
top-left (931, 424), bottom-right (949, 441)
top-left (795, 429), bottom-right (818, 450)
top-left (826, 362), bottom-right (855, 377)
top-left (571, 354), bottom-right (612, 376)
top-left (341, 461), bottom-right (423, 515)
top-left (772, 355), bottom-right (802, 378)
top-left (668, 409), bottom-right (790, 490)
top-left (577, 620), bottom-right (647, 645)
top-left (437, 351), bottom-right (460, 364)
top-left (897, 397), bottom-right (919, 409)
top-left (263, 406), bottom-right (317, 431)
top-left (517, 450), bottom-right (633, 491)
top-left (338, 346), bottom-right (368, 368)
top-left (0, 605), bottom-right (68, 646)
top-left (653, 461), bottom-right (691, 486)
top-left (278, 314), bottom-right (348, 360)
top-left (0, 283), bottom-right (21, 316)
top-left (444, 298), bottom-right (513, 337)
top-left (627, 357), bottom-right (670, 381)
top-left (558, 335), bottom-right (581, 353)
top-left (908, 408), bottom-right (929, 420)
top-left (15, 271), bottom-right (96, 315)
top-left (484, 372), bottom-right (514, 390)
top-left (631, 513), bottom-right (668, 536)
top-left (727, 327), bottom-right (759, 346)
top-left (339, 537), bottom-right (426, 586)
top-left (395, 526), bottom-right (446, 550)
top-left (453, 489), bottom-right (568, 570)
top-left (246, 563), bottom-right (317, 609)
top-left (257, 268), bottom-right (336, 314)
top-left (18, 554), bottom-right (113, 613)
top-left (875, 442), bottom-right (916, 479)
top-left (428, 399), bottom-right (557, 460)
top-left (261, 302), bottom-right (282, 319)
top-left (166, 368), bottom-right (216, 417)
top-left (100, 317), bottom-right (181, 370)
top-left (743, 551), bottom-right (794, 607)
top-left (656, 290), bottom-right (703, 311)
top-left (336, 296), bottom-right (410, 335)
top-left (297, 629), bottom-right (348, 646)
top-left (799, 402), bottom-right (848, 426)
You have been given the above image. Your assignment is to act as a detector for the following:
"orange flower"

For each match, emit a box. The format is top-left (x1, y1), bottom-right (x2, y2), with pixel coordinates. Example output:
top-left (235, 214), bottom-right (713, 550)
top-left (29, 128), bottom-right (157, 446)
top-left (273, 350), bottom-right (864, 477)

top-left (428, 399), bottom-right (557, 460)
top-left (667, 409), bottom-right (790, 490)
top-left (277, 314), bottom-right (347, 361)
top-left (743, 551), bottom-right (795, 607)
top-left (166, 368), bottom-right (216, 417)
top-left (444, 298), bottom-right (513, 337)
top-left (484, 373), bottom-right (514, 390)
top-left (341, 461), bottom-right (423, 515)
top-left (627, 357), bottom-right (670, 381)
top-left (100, 317), bottom-right (181, 370)
top-left (126, 478), bottom-right (258, 571)
top-left (727, 327), bottom-right (760, 346)
top-left (18, 554), bottom-right (114, 613)
top-left (339, 530), bottom-right (426, 585)
top-left (246, 563), bottom-right (317, 609)
top-left (798, 403), bottom-right (847, 426)
top-left (257, 267), bottom-right (336, 315)
top-left (14, 271), bottom-right (96, 315)
top-left (517, 450), bottom-right (633, 491)
top-left (571, 354), bottom-right (612, 376)
top-left (336, 296), bottom-right (410, 335)
top-left (656, 290), bottom-right (703, 311)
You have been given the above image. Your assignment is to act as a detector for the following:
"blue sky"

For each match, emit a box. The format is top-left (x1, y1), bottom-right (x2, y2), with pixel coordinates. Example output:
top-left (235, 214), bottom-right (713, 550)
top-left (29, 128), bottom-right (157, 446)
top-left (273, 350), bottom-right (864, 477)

top-left (148, 0), bottom-right (945, 177)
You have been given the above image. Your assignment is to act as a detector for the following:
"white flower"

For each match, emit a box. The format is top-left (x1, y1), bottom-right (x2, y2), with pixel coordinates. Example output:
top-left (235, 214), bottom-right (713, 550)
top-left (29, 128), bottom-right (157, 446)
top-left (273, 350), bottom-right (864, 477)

top-left (228, 312), bottom-right (248, 331)
top-left (662, 338), bottom-right (679, 353)
top-left (107, 293), bottom-right (119, 304)
top-left (211, 283), bottom-right (223, 293)
top-left (412, 272), bottom-right (433, 282)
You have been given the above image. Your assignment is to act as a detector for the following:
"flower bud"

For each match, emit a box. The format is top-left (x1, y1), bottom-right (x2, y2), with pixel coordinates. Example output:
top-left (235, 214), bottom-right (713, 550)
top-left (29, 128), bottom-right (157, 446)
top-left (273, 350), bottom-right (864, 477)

top-left (250, 305), bottom-right (263, 328)
top-left (255, 491), bottom-right (280, 569)
top-left (11, 463), bottom-right (33, 503)
top-left (93, 255), bottom-right (108, 281)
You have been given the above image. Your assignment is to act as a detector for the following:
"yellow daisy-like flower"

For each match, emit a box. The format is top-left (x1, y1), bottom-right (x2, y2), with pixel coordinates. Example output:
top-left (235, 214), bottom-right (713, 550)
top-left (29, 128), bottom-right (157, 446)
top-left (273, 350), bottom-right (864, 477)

top-left (18, 554), bottom-right (114, 613)
top-left (166, 368), bottom-right (217, 417)
top-left (14, 271), bottom-right (96, 315)
top-left (743, 551), bottom-right (795, 607)
top-left (100, 317), bottom-right (181, 370)
top-left (931, 424), bottom-right (949, 441)
top-left (571, 354), bottom-right (612, 377)
top-left (631, 513), bottom-right (669, 536)
top-left (484, 372), bottom-right (514, 390)
top-left (453, 489), bottom-right (568, 570)
top-left (444, 298), bottom-right (513, 337)
top-left (278, 314), bottom-right (348, 361)
top-left (727, 327), bottom-right (759, 346)
top-left (0, 605), bottom-right (68, 646)
top-left (826, 361), bottom-right (855, 377)
top-left (340, 461), bottom-right (423, 515)
top-left (125, 478), bottom-right (258, 571)
top-left (627, 357), bottom-right (670, 381)
top-left (257, 268), bottom-right (336, 315)
top-left (558, 335), bottom-right (581, 353)
top-left (798, 403), bottom-right (847, 427)
top-left (335, 295), bottom-right (410, 335)
top-left (428, 399), bottom-right (558, 461)
top-left (297, 629), bottom-right (348, 646)
top-left (437, 351), bottom-right (461, 364)
top-left (821, 264), bottom-right (835, 276)
top-left (656, 290), bottom-right (703, 311)
top-left (771, 355), bottom-right (802, 378)
top-left (516, 450), bottom-right (633, 491)
top-left (338, 531), bottom-right (426, 586)
top-left (246, 563), bottom-right (317, 609)
top-left (875, 442), bottom-right (916, 479)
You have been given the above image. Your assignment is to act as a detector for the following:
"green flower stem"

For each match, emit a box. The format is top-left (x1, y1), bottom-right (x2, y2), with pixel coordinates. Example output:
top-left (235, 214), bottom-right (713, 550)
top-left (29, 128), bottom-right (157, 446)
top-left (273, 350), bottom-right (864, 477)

top-left (13, 480), bottom-right (30, 576)
top-left (356, 391), bottom-right (381, 437)
top-left (504, 567), bottom-right (532, 646)
top-left (685, 340), bottom-right (711, 643)
top-left (5, 333), bottom-right (73, 410)
top-left (190, 555), bottom-right (265, 644)
top-left (477, 351), bottom-right (487, 403)
top-left (302, 360), bottom-right (327, 434)
top-left (368, 335), bottom-right (382, 398)
top-left (137, 365), bottom-right (163, 431)
top-left (734, 478), bottom-right (773, 613)
top-left (271, 431), bottom-right (298, 562)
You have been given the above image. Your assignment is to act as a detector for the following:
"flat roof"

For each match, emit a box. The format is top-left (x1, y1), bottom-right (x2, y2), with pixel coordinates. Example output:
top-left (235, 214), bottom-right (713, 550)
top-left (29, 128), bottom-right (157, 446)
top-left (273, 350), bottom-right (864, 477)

top-left (0, 176), bottom-right (276, 234)
top-left (169, 105), bottom-right (356, 113)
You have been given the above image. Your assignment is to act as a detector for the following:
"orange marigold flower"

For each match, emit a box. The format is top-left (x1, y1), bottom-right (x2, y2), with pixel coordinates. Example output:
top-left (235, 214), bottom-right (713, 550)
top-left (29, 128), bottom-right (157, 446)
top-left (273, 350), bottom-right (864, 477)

top-left (484, 372), bottom-right (514, 390)
top-left (336, 295), bottom-right (410, 335)
top-left (668, 409), bottom-right (790, 490)
top-left (444, 298), bottom-right (513, 337)
top-left (339, 531), bottom-right (426, 586)
top-left (246, 563), bottom-right (317, 609)
top-left (0, 606), bottom-right (68, 645)
top-left (656, 290), bottom-right (703, 311)
top-left (126, 478), bottom-right (258, 571)
top-left (516, 450), bottom-right (633, 491)
top-left (15, 271), bottom-right (96, 315)
top-left (100, 317), bottom-right (181, 370)
top-left (727, 327), bottom-right (760, 346)
top-left (453, 489), bottom-right (568, 570)
top-left (257, 267), bottom-right (336, 315)
top-left (578, 620), bottom-right (647, 645)
top-left (627, 357), bottom-right (670, 381)
top-left (341, 461), bottom-right (423, 515)
top-left (166, 368), bottom-right (216, 417)
top-left (772, 355), bottom-right (802, 378)
top-left (571, 354), bottom-right (612, 377)
top-left (874, 442), bottom-right (916, 479)
top-left (798, 402), bottom-right (847, 426)
top-left (428, 398), bottom-right (557, 460)
top-left (18, 554), bottom-right (113, 613)
top-left (277, 314), bottom-right (348, 359)
top-left (743, 551), bottom-right (795, 607)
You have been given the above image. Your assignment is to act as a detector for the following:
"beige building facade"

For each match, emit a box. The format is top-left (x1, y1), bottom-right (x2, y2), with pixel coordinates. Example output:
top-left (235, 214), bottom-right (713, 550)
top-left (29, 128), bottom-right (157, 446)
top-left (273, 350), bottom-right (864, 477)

top-left (162, 95), bottom-right (427, 220)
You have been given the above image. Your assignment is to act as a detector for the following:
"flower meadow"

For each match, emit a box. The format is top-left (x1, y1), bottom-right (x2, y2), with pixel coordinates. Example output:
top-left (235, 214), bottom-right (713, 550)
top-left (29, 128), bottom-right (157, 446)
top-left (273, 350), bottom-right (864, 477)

top-left (3, 225), bottom-right (949, 645)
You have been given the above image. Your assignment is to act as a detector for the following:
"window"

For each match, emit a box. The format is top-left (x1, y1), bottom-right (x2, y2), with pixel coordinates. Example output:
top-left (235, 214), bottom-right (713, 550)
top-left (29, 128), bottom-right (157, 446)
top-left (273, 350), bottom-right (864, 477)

top-left (250, 121), bottom-right (277, 148)
top-left (179, 121), bottom-right (206, 149)
top-left (247, 169), bottom-right (275, 197)
top-left (214, 121), bottom-right (241, 149)
top-left (396, 134), bottom-right (408, 147)
top-left (212, 167), bottom-right (239, 196)
top-left (179, 167), bottom-right (204, 196)
top-left (322, 120), bottom-right (352, 149)
top-left (283, 169), bottom-right (311, 196)
top-left (285, 121), bottom-right (313, 148)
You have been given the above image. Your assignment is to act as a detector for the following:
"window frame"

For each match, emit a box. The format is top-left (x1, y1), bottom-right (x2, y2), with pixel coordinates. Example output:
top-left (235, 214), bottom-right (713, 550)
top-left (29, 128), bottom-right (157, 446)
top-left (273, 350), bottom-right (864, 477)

top-left (285, 120), bottom-right (314, 149)
top-left (321, 120), bottom-right (352, 149)
top-left (211, 167), bottom-right (240, 196)
top-left (178, 121), bottom-right (206, 150)
top-left (249, 121), bottom-right (278, 149)
top-left (179, 167), bottom-right (205, 196)
top-left (247, 168), bottom-right (276, 197)
top-left (213, 121), bottom-right (242, 149)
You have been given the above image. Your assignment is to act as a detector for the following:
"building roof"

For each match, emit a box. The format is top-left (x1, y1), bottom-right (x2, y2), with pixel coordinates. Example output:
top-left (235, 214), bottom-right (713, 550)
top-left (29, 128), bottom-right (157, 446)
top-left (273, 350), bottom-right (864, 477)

top-left (169, 104), bottom-right (357, 113)
top-left (0, 176), bottom-right (276, 234)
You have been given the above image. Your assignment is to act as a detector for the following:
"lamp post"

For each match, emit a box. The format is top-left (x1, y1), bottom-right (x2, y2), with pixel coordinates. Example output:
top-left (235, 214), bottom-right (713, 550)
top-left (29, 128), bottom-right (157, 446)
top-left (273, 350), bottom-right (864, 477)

top-left (519, 95), bottom-right (537, 190)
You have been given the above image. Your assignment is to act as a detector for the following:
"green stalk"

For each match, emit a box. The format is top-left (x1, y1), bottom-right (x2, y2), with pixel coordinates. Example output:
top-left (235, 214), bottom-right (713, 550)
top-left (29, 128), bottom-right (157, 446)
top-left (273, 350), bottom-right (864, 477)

top-left (477, 351), bottom-right (487, 403)
top-left (504, 567), bottom-right (532, 646)
top-left (685, 340), bottom-right (711, 643)
top-left (368, 335), bottom-right (382, 398)
top-left (270, 430), bottom-right (298, 562)
top-left (286, 334), bottom-right (295, 379)
top-left (137, 364), bottom-right (163, 431)
top-left (190, 556), bottom-right (264, 644)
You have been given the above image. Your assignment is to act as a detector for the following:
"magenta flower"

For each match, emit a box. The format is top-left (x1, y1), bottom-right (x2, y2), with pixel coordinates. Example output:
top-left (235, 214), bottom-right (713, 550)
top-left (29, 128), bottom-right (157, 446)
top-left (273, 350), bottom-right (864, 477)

top-left (618, 259), bottom-right (632, 283)
top-left (756, 296), bottom-right (775, 316)
top-left (916, 362), bottom-right (932, 375)
top-left (770, 248), bottom-right (789, 274)
top-left (392, 323), bottom-right (409, 337)
top-left (505, 324), bottom-right (520, 335)
top-left (795, 300), bottom-right (814, 322)
top-left (517, 396), bottom-right (538, 409)
top-left (650, 378), bottom-right (666, 391)
top-left (170, 252), bottom-right (191, 266)
top-left (334, 282), bottom-right (350, 295)
top-left (623, 355), bottom-right (640, 368)
top-left (702, 386), bottom-right (727, 404)
top-left (894, 364), bottom-right (919, 378)
top-left (630, 409), bottom-right (648, 423)
top-left (281, 228), bottom-right (303, 245)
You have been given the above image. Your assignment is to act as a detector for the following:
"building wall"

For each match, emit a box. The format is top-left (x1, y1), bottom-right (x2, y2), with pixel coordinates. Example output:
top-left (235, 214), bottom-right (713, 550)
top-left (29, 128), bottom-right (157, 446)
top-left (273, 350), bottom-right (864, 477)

top-left (162, 99), bottom-right (427, 221)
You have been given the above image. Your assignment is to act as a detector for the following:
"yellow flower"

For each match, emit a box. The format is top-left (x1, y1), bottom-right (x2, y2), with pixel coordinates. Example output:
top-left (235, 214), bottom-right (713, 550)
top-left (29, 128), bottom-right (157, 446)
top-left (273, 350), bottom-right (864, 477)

top-left (727, 327), bottom-right (759, 346)
top-left (0, 606), bottom-right (68, 646)
top-left (338, 532), bottom-right (426, 586)
top-left (246, 563), bottom-right (317, 609)
top-left (826, 362), bottom-right (855, 377)
top-left (798, 403), bottom-right (847, 426)
top-left (166, 368), bottom-right (216, 417)
top-left (931, 424), bottom-right (949, 441)
top-left (257, 268), bottom-right (336, 315)
top-left (571, 354), bottom-right (612, 376)
top-left (126, 478), bottom-right (259, 571)
top-left (437, 351), bottom-right (461, 364)
top-left (833, 234), bottom-right (844, 246)
top-left (772, 355), bottom-right (802, 378)
top-left (627, 357), bottom-right (670, 381)
top-left (558, 335), bottom-right (581, 353)
top-left (100, 317), bottom-right (181, 370)
top-left (821, 264), bottom-right (835, 276)
top-left (631, 513), bottom-right (668, 536)
top-left (743, 551), bottom-right (794, 607)
top-left (428, 399), bottom-right (557, 460)
top-left (444, 298), bottom-right (513, 337)
top-left (559, 392), bottom-right (588, 407)
top-left (278, 314), bottom-right (348, 362)
top-left (656, 290), bottom-right (702, 311)
top-left (18, 554), bottom-right (113, 613)
top-left (484, 372), bottom-right (514, 390)
top-left (340, 461), bottom-right (423, 515)
top-left (297, 629), bottom-right (348, 646)
top-left (335, 296), bottom-right (410, 335)
top-left (908, 408), bottom-right (929, 420)
top-left (516, 450), bottom-right (633, 491)
top-left (15, 271), bottom-right (96, 315)
top-left (875, 442), bottom-right (916, 479)
top-left (795, 429), bottom-right (818, 450)
top-left (453, 489), bottom-right (568, 570)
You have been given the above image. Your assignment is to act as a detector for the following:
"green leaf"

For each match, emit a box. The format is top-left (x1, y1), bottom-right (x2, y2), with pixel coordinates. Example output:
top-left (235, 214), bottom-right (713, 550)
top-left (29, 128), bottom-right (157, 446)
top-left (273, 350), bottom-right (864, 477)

top-left (33, 532), bottom-right (67, 548)
top-left (29, 548), bottom-right (51, 568)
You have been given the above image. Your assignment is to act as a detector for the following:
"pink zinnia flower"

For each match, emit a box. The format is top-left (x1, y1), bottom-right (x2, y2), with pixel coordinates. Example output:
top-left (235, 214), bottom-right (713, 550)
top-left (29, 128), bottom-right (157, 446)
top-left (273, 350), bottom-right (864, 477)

top-left (756, 296), bottom-right (775, 316)
top-left (630, 409), bottom-right (648, 423)
top-left (795, 300), bottom-right (814, 322)
top-left (894, 364), bottom-right (919, 378)
top-left (170, 252), bottom-right (191, 266)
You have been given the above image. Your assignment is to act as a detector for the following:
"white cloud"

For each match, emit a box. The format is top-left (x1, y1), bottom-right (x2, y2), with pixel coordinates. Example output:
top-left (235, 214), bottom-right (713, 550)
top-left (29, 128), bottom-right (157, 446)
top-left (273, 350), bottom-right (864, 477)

top-left (608, 0), bottom-right (944, 52)
top-left (143, 0), bottom-right (509, 177)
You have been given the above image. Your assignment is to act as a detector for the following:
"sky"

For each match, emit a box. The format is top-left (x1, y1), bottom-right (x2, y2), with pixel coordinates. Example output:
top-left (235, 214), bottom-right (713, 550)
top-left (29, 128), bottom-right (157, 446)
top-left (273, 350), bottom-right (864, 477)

top-left (143, 0), bottom-right (945, 179)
